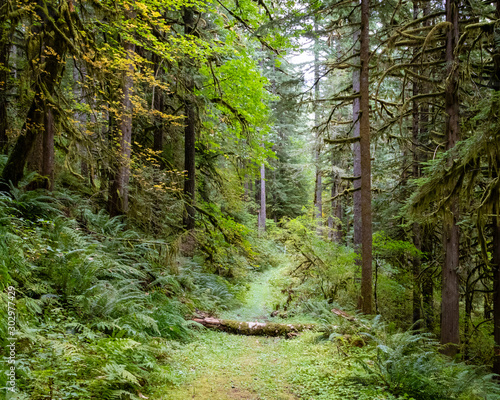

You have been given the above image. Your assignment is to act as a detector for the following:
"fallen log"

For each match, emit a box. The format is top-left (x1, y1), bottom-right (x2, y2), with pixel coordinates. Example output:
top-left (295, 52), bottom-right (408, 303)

top-left (192, 317), bottom-right (315, 337)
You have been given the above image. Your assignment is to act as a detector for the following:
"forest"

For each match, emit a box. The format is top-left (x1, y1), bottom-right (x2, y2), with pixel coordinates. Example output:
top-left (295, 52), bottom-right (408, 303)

top-left (1, 0), bottom-right (500, 398)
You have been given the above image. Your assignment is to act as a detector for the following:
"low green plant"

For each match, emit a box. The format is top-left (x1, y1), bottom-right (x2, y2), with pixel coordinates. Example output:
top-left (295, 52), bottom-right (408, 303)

top-left (351, 319), bottom-right (500, 400)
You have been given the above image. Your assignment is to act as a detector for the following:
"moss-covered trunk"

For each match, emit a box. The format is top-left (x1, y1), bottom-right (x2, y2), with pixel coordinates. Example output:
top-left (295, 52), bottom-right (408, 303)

top-left (192, 317), bottom-right (314, 337)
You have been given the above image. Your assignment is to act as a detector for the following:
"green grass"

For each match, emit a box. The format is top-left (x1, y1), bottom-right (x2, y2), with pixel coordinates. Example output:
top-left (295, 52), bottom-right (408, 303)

top-left (153, 265), bottom-right (404, 400)
top-left (220, 263), bottom-right (318, 325)
top-left (153, 329), bottom-right (404, 400)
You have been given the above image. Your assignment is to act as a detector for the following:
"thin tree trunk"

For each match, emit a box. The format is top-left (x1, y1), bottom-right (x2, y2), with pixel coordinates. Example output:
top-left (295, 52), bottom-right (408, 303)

top-left (258, 155), bottom-right (266, 232)
top-left (152, 54), bottom-right (164, 157)
top-left (183, 79), bottom-right (196, 229)
top-left (411, 1), bottom-right (422, 328)
top-left (109, 38), bottom-right (135, 215)
top-left (328, 180), bottom-right (335, 241)
top-left (42, 107), bottom-right (55, 191)
top-left (313, 25), bottom-right (323, 236)
top-left (335, 186), bottom-right (344, 243)
top-left (493, 209), bottom-right (500, 373)
top-left (359, 0), bottom-right (372, 314)
top-left (440, 0), bottom-right (460, 357)
top-left (182, 7), bottom-right (197, 230)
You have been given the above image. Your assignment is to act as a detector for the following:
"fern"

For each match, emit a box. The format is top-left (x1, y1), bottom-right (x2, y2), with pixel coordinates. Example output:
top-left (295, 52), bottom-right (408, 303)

top-left (351, 323), bottom-right (500, 400)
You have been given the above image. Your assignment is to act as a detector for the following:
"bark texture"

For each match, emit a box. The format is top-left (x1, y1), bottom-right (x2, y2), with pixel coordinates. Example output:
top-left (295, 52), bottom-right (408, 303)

top-left (359, 0), bottom-right (373, 314)
top-left (352, 28), bottom-right (362, 255)
top-left (182, 7), bottom-right (197, 230)
top-left (440, 0), bottom-right (460, 357)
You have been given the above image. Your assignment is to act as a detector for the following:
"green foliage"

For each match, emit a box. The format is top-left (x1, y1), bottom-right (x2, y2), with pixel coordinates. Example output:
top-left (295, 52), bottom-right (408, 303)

top-left (352, 320), bottom-right (500, 400)
top-left (0, 187), bottom-right (250, 398)
top-left (277, 215), bottom-right (358, 308)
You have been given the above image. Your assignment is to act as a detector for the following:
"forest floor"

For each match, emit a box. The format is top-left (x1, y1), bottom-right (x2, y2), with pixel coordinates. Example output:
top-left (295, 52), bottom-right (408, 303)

top-left (154, 266), bottom-right (303, 399)
top-left (152, 267), bottom-right (394, 400)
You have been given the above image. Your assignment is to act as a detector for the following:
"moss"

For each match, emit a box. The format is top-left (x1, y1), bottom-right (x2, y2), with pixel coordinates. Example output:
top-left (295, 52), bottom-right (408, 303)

top-left (216, 319), bottom-right (313, 337)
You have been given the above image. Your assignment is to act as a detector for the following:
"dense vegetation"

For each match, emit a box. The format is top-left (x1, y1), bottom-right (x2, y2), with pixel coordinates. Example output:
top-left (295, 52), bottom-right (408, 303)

top-left (1, 0), bottom-right (500, 398)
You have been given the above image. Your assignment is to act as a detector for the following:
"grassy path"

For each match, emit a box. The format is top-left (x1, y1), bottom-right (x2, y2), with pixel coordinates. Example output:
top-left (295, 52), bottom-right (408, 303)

top-left (152, 267), bottom-right (392, 400)
top-left (161, 332), bottom-right (299, 399)
top-left (154, 266), bottom-right (301, 399)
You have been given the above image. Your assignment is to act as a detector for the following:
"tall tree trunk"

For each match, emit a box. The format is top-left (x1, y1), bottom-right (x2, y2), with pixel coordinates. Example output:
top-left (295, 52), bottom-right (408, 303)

top-left (359, 0), bottom-right (373, 314)
top-left (440, 0), bottom-right (461, 357)
top-left (352, 28), bottom-right (362, 256)
top-left (491, 0), bottom-right (500, 375)
top-left (183, 78), bottom-right (196, 230)
top-left (182, 7), bottom-right (197, 230)
top-left (420, 0), bottom-right (434, 332)
top-left (411, 1), bottom-right (422, 328)
top-left (109, 38), bottom-right (135, 216)
top-left (313, 26), bottom-right (323, 236)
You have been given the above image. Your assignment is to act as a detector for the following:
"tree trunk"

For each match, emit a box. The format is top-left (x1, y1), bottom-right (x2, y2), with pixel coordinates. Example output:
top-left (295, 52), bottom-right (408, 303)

top-left (335, 187), bottom-right (344, 244)
top-left (109, 38), bottom-right (135, 216)
top-left (41, 107), bottom-right (55, 191)
top-left (152, 54), bottom-right (164, 157)
top-left (328, 180), bottom-right (335, 241)
top-left (411, 1), bottom-right (422, 329)
top-left (182, 7), bottom-right (197, 230)
top-left (258, 156), bottom-right (266, 232)
top-left (352, 28), bottom-right (362, 256)
top-left (313, 26), bottom-right (323, 236)
top-left (420, 0), bottom-right (434, 333)
top-left (492, 0), bottom-right (500, 376)
top-left (73, 62), bottom-right (89, 180)
top-left (422, 227), bottom-right (435, 331)
top-left (359, 0), bottom-right (373, 314)
top-left (493, 210), bottom-right (500, 373)
top-left (440, 0), bottom-right (461, 357)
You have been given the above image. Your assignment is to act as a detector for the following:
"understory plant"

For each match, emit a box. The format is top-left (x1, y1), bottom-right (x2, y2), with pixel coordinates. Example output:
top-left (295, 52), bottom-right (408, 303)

top-left (0, 188), bottom-right (244, 398)
top-left (350, 318), bottom-right (500, 400)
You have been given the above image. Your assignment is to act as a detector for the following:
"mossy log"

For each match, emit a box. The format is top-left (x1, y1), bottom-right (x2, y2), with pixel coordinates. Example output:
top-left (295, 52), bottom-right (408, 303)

top-left (192, 317), bottom-right (315, 337)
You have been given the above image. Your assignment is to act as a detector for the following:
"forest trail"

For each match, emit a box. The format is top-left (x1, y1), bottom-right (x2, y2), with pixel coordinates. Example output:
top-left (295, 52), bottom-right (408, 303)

top-left (156, 266), bottom-right (307, 399)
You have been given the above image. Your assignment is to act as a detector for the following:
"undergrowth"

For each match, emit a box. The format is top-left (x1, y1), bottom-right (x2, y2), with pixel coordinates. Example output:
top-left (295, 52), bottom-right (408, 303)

top-left (0, 187), bottom-right (246, 399)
